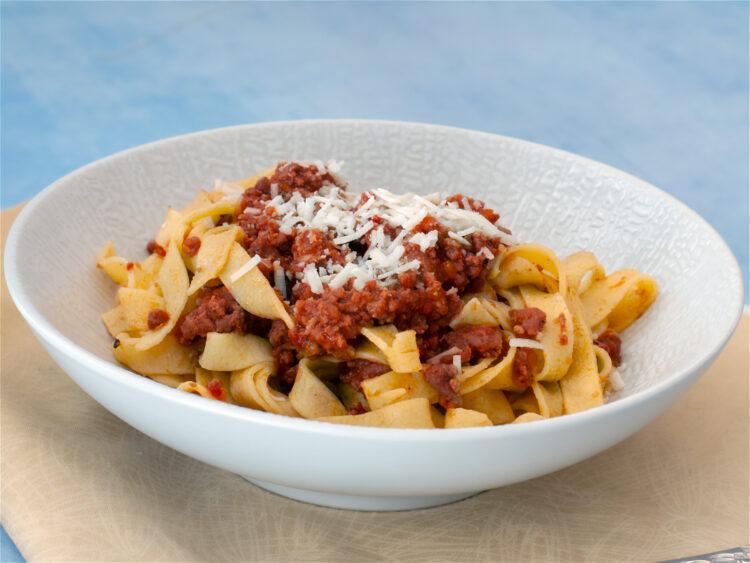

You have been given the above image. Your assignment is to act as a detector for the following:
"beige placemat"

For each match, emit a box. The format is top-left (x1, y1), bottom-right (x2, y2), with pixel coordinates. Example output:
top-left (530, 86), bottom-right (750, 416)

top-left (1, 203), bottom-right (748, 562)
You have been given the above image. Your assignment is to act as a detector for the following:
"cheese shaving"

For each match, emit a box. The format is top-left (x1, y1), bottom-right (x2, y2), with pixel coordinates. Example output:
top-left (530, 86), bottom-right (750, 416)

top-left (237, 162), bottom-right (513, 292)
top-left (273, 262), bottom-right (287, 300)
top-left (229, 254), bottom-right (262, 283)
top-left (609, 369), bottom-right (625, 391)
top-left (509, 338), bottom-right (545, 350)
top-left (302, 265), bottom-right (323, 294)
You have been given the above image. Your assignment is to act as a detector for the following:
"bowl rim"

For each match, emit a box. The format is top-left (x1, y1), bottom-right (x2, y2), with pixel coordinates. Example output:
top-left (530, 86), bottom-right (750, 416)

top-left (4, 118), bottom-right (745, 442)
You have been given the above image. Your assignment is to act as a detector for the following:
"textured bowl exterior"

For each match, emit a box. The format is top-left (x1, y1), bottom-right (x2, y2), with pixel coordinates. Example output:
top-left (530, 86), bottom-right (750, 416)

top-left (4, 120), bottom-right (744, 508)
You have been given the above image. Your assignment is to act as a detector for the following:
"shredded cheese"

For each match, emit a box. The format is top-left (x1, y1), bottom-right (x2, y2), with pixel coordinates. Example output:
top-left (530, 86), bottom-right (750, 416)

top-left (453, 354), bottom-right (462, 377)
top-left (302, 264), bottom-right (324, 294)
top-left (229, 254), bottom-right (262, 283)
top-left (273, 261), bottom-right (287, 300)
top-left (609, 369), bottom-right (625, 391)
top-left (509, 338), bottom-right (545, 350)
top-left (237, 162), bottom-right (513, 293)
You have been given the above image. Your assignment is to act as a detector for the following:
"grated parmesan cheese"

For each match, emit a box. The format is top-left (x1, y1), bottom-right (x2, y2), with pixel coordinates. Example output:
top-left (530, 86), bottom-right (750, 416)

top-left (273, 261), bottom-right (287, 300)
top-left (453, 354), bottom-right (462, 377)
top-left (230, 254), bottom-right (262, 283)
top-left (302, 264), bottom-right (324, 294)
top-left (609, 369), bottom-right (625, 391)
top-left (236, 162), bottom-right (513, 291)
top-left (509, 338), bottom-right (545, 350)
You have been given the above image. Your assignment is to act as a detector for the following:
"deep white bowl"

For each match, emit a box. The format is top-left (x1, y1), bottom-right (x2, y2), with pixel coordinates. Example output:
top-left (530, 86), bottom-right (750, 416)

top-left (4, 120), bottom-right (743, 510)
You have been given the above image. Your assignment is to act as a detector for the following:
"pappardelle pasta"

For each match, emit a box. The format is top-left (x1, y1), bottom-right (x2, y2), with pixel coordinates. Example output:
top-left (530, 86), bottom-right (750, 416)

top-left (98, 161), bottom-right (658, 428)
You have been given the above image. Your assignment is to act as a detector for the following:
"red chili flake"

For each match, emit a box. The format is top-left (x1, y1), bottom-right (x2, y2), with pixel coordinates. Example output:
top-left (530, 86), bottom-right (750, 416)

top-left (146, 240), bottom-right (166, 257)
top-left (556, 313), bottom-right (568, 345)
top-left (372, 215), bottom-right (383, 224)
top-left (207, 379), bottom-right (226, 400)
top-left (126, 262), bottom-right (135, 271)
top-left (147, 308), bottom-right (170, 330)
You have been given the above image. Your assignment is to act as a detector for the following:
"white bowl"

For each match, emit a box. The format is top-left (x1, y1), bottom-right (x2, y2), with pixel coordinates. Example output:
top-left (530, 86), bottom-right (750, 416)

top-left (4, 120), bottom-right (744, 511)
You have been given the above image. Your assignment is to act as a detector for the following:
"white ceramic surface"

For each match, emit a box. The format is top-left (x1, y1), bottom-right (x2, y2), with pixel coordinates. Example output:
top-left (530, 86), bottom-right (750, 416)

top-left (4, 120), bottom-right (744, 511)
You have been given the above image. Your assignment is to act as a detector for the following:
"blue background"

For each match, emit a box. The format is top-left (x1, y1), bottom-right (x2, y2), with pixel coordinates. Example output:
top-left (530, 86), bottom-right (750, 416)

top-left (1, 2), bottom-right (747, 560)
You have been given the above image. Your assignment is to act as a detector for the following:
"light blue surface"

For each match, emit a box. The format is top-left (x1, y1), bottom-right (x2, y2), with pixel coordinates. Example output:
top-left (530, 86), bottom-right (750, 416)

top-left (1, 2), bottom-right (747, 559)
top-left (0, 526), bottom-right (23, 562)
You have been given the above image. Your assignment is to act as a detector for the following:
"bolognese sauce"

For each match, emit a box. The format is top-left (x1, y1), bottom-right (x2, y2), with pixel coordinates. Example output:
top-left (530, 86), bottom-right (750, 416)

top-left (99, 160), bottom-right (656, 427)
top-left (227, 163), bottom-right (511, 403)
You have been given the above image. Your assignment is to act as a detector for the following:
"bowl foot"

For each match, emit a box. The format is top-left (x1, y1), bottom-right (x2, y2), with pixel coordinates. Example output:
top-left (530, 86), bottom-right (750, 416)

top-left (244, 477), bottom-right (480, 511)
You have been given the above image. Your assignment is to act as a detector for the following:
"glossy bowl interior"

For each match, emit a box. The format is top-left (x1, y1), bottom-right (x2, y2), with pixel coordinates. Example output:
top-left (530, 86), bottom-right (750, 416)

top-left (4, 120), bottom-right (744, 510)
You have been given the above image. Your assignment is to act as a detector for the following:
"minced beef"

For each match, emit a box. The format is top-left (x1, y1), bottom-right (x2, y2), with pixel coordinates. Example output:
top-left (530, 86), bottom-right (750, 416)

top-left (224, 170), bottom-right (509, 392)
top-left (270, 320), bottom-right (300, 386)
top-left (447, 193), bottom-right (501, 224)
top-left (339, 359), bottom-right (389, 392)
top-left (236, 164), bottom-right (343, 278)
top-left (595, 329), bottom-right (622, 365)
top-left (512, 347), bottom-right (537, 388)
top-left (290, 229), bottom-right (346, 274)
top-left (270, 162), bottom-right (337, 198)
top-left (182, 236), bottom-right (201, 257)
top-left (237, 211), bottom-right (296, 277)
top-left (147, 308), bottom-right (170, 330)
top-left (285, 229), bottom-right (502, 358)
top-left (289, 279), bottom-right (463, 358)
top-left (237, 163), bottom-right (337, 212)
top-left (146, 240), bottom-right (166, 257)
top-left (237, 180), bottom-right (271, 214)
top-left (509, 307), bottom-right (546, 339)
top-left (423, 363), bottom-right (461, 408)
top-left (403, 236), bottom-right (500, 295)
top-left (175, 285), bottom-right (269, 346)
top-left (442, 325), bottom-right (508, 363)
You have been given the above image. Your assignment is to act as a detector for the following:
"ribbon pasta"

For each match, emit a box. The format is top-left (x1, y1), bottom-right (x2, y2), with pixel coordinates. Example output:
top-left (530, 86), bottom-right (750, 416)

top-left (97, 162), bottom-right (658, 429)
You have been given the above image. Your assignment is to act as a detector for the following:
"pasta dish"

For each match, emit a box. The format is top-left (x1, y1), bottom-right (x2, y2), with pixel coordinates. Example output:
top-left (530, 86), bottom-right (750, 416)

top-left (97, 161), bottom-right (658, 428)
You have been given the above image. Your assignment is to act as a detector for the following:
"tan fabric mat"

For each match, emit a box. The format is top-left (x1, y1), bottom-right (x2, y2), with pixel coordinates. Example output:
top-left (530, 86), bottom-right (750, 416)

top-left (2, 203), bottom-right (748, 562)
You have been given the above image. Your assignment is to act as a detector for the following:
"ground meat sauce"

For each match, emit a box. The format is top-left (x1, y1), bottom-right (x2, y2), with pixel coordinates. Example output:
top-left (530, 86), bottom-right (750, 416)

top-left (442, 325), bottom-right (508, 363)
top-left (182, 236), bottom-right (201, 257)
top-left (509, 307), bottom-right (546, 339)
top-left (512, 347), bottom-right (537, 388)
top-left (269, 319), bottom-right (300, 386)
top-left (146, 240), bottom-right (166, 257)
top-left (236, 163), bottom-right (339, 277)
top-left (423, 363), bottom-right (461, 409)
top-left (289, 277), bottom-right (464, 358)
top-left (595, 329), bottom-right (622, 365)
top-left (174, 164), bottom-right (514, 403)
top-left (290, 229), bottom-right (346, 273)
top-left (446, 194), bottom-right (500, 224)
top-left (339, 359), bottom-right (389, 392)
top-left (238, 211), bottom-right (296, 277)
top-left (271, 162), bottom-right (336, 197)
top-left (175, 285), bottom-right (269, 346)
top-left (147, 308), bottom-right (170, 330)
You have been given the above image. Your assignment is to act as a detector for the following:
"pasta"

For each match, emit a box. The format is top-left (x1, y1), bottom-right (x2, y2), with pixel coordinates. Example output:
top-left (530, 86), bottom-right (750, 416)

top-left (98, 161), bottom-right (658, 428)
